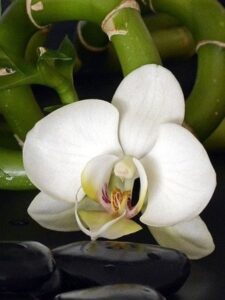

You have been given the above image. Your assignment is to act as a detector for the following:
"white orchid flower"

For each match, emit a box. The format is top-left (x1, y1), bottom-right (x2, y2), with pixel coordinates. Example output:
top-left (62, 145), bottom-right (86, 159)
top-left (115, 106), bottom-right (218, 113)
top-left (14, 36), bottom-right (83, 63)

top-left (23, 64), bottom-right (216, 259)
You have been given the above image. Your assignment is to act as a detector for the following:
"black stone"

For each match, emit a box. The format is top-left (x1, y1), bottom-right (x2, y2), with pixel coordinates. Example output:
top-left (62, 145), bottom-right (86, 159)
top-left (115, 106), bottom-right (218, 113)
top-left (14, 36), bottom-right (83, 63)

top-left (0, 293), bottom-right (38, 300)
top-left (54, 284), bottom-right (166, 300)
top-left (53, 241), bottom-right (190, 295)
top-left (32, 268), bottom-right (61, 299)
top-left (0, 241), bottom-right (60, 295)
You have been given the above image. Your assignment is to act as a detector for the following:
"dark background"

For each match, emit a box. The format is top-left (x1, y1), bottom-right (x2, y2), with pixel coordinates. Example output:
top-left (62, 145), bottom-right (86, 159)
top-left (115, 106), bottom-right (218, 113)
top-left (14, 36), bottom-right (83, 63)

top-left (0, 1), bottom-right (225, 299)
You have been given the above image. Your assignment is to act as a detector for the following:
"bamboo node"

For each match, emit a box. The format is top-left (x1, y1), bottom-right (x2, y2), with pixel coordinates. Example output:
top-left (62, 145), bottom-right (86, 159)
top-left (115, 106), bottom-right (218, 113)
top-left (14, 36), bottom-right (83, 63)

top-left (101, 0), bottom-right (140, 41)
top-left (26, 0), bottom-right (49, 29)
top-left (196, 40), bottom-right (225, 51)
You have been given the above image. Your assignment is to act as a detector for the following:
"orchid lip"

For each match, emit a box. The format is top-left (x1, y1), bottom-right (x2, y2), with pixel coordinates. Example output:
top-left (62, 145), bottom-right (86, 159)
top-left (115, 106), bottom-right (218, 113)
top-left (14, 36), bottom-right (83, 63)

top-left (74, 187), bottom-right (127, 241)
top-left (75, 155), bottom-right (148, 239)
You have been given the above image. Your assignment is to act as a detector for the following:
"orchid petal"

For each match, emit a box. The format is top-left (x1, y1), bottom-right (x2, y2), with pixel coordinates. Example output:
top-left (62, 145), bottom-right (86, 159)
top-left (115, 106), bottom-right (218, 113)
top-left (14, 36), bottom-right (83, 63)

top-left (127, 158), bottom-right (148, 217)
top-left (141, 123), bottom-right (216, 227)
top-left (112, 65), bottom-right (185, 158)
top-left (28, 192), bottom-right (78, 231)
top-left (149, 216), bottom-right (215, 259)
top-left (79, 210), bottom-right (142, 239)
top-left (81, 154), bottom-right (118, 208)
top-left (23, 100), bottom-right (122, 202)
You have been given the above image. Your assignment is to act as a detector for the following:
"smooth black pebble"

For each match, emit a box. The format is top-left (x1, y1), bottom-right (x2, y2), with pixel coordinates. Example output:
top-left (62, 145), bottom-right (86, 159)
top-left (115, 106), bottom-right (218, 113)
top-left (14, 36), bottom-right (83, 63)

top-left (0, 241), bottom-right (61, 297)
top-left (54, 284), bottom-right (166, 300)
top-left (53, 241), bottom-right (190, 295)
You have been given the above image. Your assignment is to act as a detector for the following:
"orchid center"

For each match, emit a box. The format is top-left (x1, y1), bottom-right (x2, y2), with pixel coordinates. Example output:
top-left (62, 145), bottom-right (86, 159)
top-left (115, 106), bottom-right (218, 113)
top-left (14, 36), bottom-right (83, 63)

top-left (97, 155), bottom-right (147, 219)
top-left (77, 154), bottom-right (148, 240)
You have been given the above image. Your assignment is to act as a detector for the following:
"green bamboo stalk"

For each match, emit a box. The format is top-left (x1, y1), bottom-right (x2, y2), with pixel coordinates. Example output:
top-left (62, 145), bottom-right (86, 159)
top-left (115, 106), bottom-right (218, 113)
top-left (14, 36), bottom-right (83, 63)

top-left (0, 87), bottom-right (43, 141)
top-left (144, 13), bottom-right (180, 31)
top-left (33, 0), bottom-right (122, 25)
top-left (33, 0), bottom-right (161, 73)
top-left (77, 13), bottom-right (182, 52)
top-left (0, 0), bottom-right (125, 140)
top-left (106, 7), bottom-right (161, 75)
top-left (77, 19), bottom-right (194, 58)
top-left (0, 118), bottom-right (20, 149)
top-left (77, 21), bottom-right (109, 52)
top-left (0, 1), bottom-right (36, 56)
top-left (152, 27), bottom-right (194, 58)
top-left (147, 0), bottom-right (225, 141)
top-left (0, 1), bottom-right (43, 140)
top-left (3, 0), bottom-right (225, 141)
top-left (76, 23), bottom-right (194, 74)
top-left (0, 146), bottom-right (35, 190)
top-left (204, 118), bottom-right (225, 152)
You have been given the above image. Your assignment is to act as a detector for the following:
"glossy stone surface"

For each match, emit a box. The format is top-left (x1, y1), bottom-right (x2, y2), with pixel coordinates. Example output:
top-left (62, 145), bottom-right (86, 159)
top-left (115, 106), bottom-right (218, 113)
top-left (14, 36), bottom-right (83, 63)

top-left (0, 241), bottom-right (57, 293)
top-left (53, 241), bottom-right (190, 295)
top-left (55, 284), bottom-right (166, 300)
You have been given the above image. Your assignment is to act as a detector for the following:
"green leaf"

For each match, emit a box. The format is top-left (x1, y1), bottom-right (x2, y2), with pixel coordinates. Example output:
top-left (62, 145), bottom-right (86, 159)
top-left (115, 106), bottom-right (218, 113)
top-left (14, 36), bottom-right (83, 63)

top-left (57, 36), bottom-right (80, 78)
top-left (37, 47), bottom-right (72, 63)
